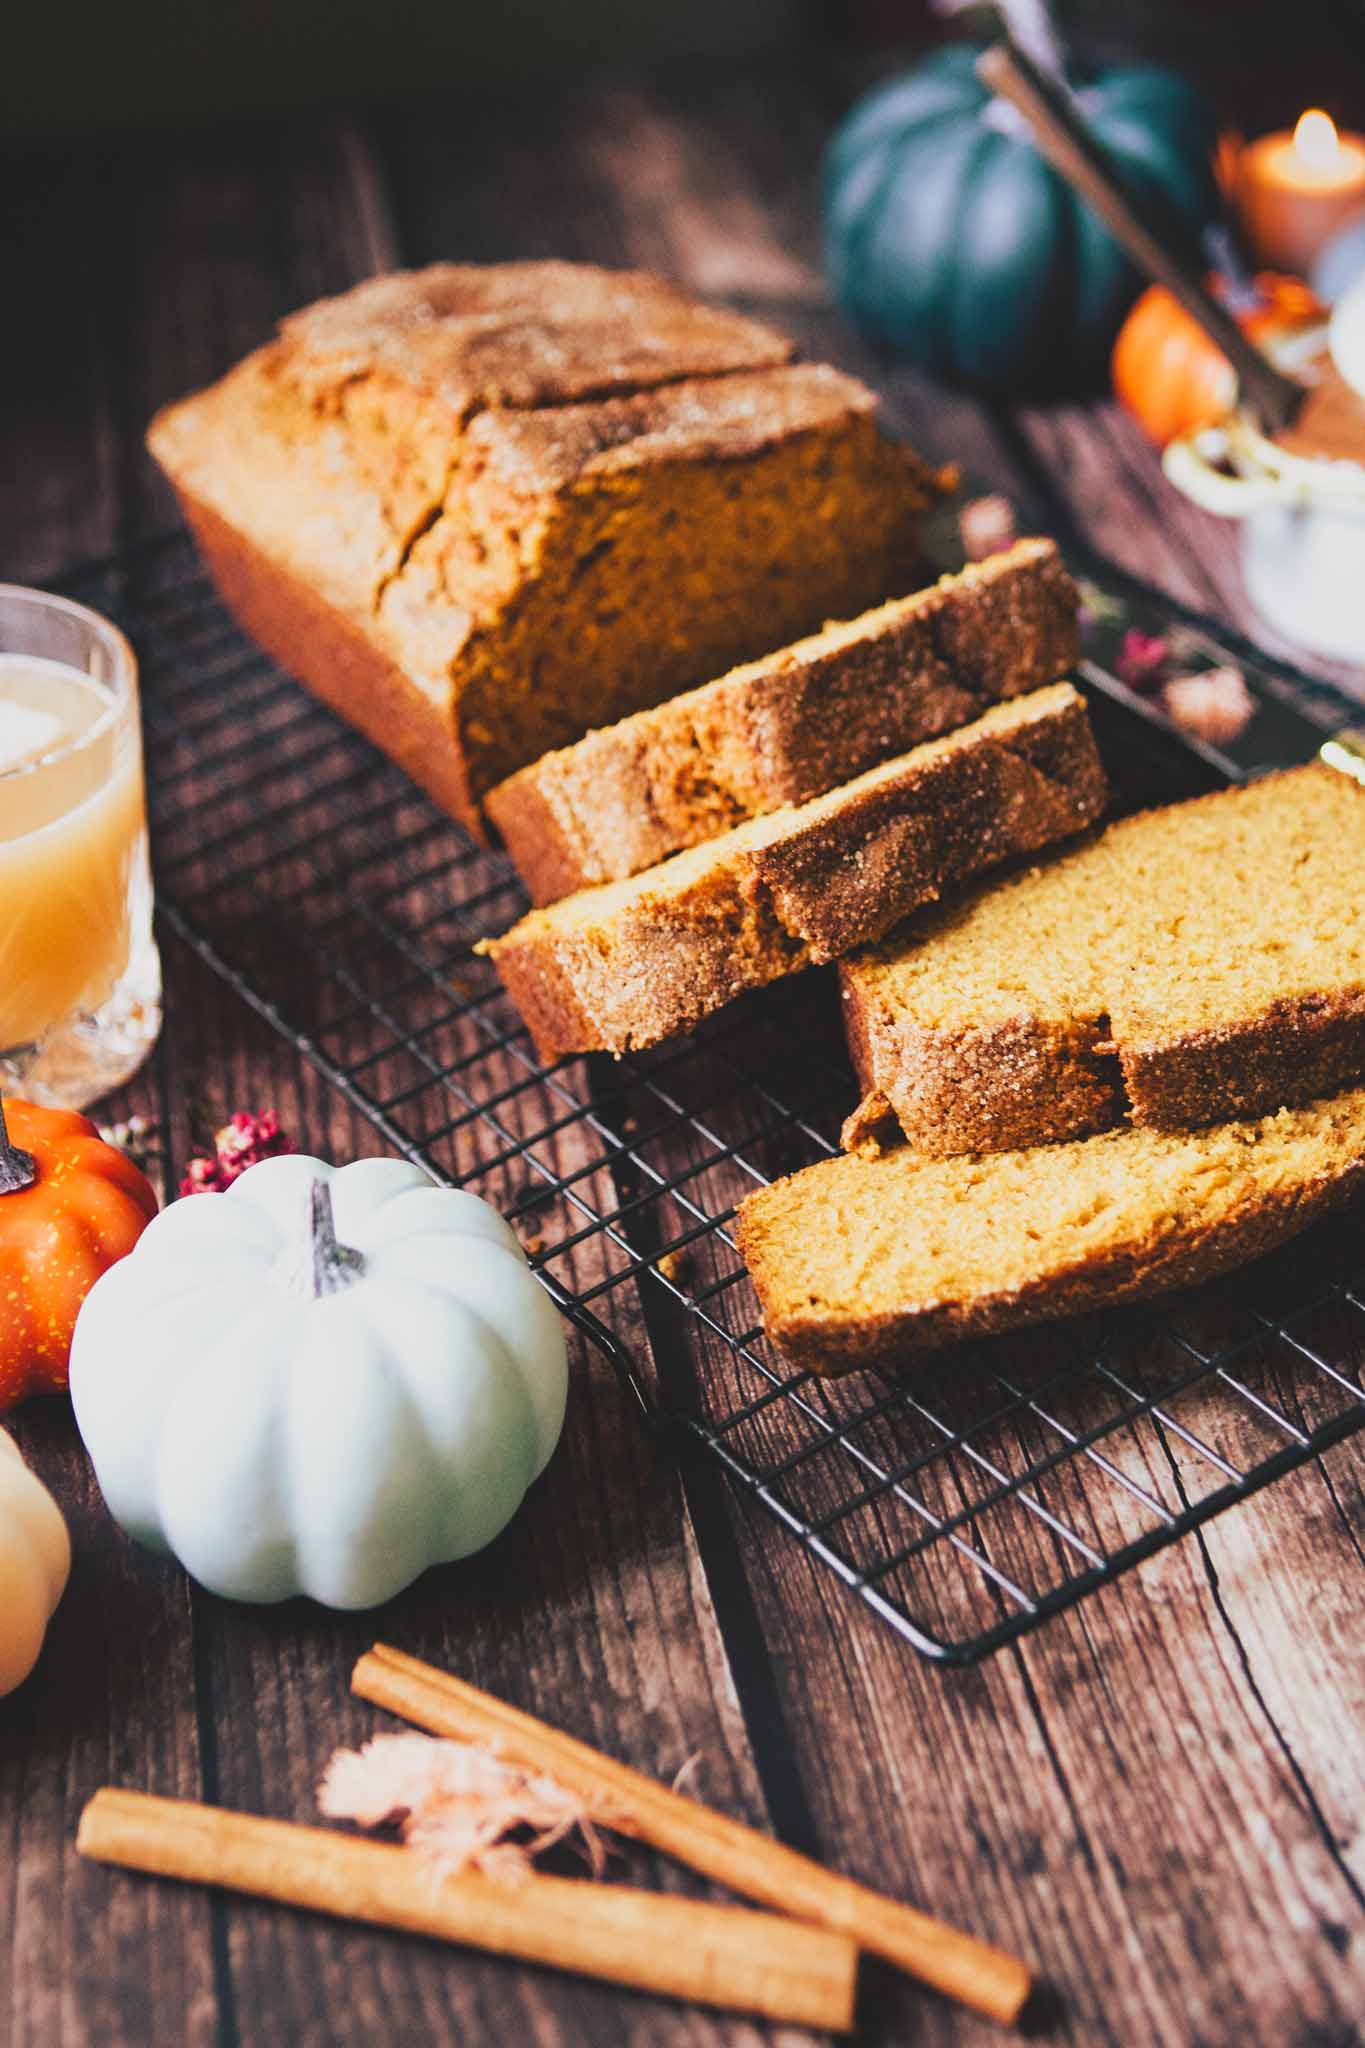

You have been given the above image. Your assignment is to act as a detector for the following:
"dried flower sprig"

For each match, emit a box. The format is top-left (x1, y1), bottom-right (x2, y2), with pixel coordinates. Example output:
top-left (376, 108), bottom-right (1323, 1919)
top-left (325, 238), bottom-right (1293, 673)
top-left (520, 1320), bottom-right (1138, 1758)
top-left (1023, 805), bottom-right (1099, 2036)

top-left (318, 1732), bottom-right (631, 1885)
top-left (1115, 629), bottom-right (1254, 746)
top-left (179, 1110), bottom-right (294, 1197)
top-left (1117, 627), bottom-right (1171, 690)
top-left (958, 493), bottom-right (1017, 562)
top-left (98, 1113), bottom-right (157, 1167)
top-left (1160, 665), bottom-right (1255, 746)
top-left (1075, 577), bottom-right (1126, 629)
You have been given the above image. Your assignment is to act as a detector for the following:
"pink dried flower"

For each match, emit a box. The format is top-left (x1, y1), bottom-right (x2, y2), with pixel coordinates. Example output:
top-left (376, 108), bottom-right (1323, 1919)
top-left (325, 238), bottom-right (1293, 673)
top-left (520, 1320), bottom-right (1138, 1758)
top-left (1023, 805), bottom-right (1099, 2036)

top-left (1118, 628), bottom-right (1170, 690)
top-left (179, 1109), bottom-right (294, 1197)
top-left (179, 1155), bottom-right (223, 1195)
top-left (1160, 666), bottom-right (1255, 747)
top-left (318, 1732), bottom-right (628, 1885)
top-left (958, 494), bottom-right (1017, 562)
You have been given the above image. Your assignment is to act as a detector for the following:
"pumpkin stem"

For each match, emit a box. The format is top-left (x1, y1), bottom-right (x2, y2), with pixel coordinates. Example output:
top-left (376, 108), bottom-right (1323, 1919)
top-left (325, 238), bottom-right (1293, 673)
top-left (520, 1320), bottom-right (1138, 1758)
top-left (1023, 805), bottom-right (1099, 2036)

top-left (0, 1098), bottom-right (37, 1197)
top-left (278, 1177), bottom-right (365, 1299)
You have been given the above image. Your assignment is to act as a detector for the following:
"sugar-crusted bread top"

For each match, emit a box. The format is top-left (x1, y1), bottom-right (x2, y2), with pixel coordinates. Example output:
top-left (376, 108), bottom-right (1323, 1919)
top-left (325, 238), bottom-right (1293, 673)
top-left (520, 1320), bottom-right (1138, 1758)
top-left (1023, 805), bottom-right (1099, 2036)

top-left (147, 262), bottom-right (898, 641)
top-left (273, 262), bottom-right (795, 418)
top-left (453, 362), bottom-right (881, 494)
top-left (845, 764), bottom-right (1365, 1049)
top-left (147, 291), bottom-right (897, 712)
top-left (146, 261), bottom-right (944, 824)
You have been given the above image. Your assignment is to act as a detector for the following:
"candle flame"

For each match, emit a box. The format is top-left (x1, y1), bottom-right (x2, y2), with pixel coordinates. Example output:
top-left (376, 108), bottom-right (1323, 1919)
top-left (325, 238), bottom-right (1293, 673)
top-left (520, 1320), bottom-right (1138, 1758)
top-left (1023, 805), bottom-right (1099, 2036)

top-left (1294, 108), bottom-right (1341, 172)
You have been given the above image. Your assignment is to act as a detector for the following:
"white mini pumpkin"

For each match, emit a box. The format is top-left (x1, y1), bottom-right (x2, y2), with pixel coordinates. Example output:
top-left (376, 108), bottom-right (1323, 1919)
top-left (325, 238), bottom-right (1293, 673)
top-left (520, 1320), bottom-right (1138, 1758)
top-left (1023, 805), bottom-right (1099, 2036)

top-left (69, 1155), bottom-right (568, 1609)
top-left (0, 1426), bottom-right (71, 1696)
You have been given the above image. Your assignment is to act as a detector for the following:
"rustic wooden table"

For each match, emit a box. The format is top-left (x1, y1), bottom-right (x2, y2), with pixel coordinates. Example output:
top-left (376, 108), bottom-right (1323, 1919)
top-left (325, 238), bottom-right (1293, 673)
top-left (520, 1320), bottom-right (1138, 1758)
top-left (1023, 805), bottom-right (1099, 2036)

top-left (3, 61), bottom-right (1365, 2048)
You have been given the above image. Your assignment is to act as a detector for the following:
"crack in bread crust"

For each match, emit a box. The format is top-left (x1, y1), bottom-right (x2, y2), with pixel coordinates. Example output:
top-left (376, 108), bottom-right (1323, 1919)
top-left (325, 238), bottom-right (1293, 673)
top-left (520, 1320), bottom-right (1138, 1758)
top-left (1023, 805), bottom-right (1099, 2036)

top-left (147, 263), bottom-right (947, 837)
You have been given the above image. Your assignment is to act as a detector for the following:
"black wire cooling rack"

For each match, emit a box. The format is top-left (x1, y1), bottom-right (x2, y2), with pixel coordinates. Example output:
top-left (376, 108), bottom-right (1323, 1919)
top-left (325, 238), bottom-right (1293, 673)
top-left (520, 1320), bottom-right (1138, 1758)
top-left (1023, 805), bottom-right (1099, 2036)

top-left (57, 528), bottom-right (1365, 1665)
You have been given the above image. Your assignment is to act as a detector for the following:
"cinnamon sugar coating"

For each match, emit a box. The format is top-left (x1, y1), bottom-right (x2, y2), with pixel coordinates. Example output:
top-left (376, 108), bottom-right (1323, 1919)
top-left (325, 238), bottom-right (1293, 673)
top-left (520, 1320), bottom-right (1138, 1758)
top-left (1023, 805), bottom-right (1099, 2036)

top-left (480, 684), bottom-right (1104, 1059)
top-left (487, 539), bottom-right (1080, 903)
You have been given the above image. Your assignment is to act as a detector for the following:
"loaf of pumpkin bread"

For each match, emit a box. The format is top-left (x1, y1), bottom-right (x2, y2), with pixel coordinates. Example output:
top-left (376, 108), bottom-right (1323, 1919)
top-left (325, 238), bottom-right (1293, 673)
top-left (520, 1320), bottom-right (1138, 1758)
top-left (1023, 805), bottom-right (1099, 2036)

top-left (736, 1088), bottom-right (1365, 1375)
top-left (479, 683), bottom-right (1104, 1058)
top-left (840, 762), bottom-right (1365, 1158)
top-left (486, 538), bottom-right (1079, 902)
top-left (147, 263), bottom-right (946, 836)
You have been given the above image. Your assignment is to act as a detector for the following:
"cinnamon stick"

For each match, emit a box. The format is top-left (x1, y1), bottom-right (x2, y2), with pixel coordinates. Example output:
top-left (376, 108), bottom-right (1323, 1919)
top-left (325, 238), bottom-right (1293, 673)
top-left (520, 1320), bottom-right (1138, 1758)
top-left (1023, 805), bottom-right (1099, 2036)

top-left (353, 1644), bottom-right (1033, 2025)
top-left (77, 1788), bottom-right (858, 2033)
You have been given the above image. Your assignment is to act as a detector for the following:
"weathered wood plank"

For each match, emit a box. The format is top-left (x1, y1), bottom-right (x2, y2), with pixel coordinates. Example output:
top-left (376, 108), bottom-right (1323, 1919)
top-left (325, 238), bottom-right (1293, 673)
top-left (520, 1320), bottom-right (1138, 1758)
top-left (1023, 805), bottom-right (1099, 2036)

top-left (1, 1391), bottom-right (216, 2048)
top-left (1, 147), bottom-right (223, 2042)
top-left (2, 118), bottom-right (392, 586)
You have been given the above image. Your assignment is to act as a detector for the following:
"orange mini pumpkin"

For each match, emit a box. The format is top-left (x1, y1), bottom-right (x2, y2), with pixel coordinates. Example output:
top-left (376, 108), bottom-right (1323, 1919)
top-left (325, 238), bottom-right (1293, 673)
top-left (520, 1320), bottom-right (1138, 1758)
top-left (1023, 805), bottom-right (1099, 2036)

top-left (1112, 273), bottom-right (1324, 446)
top-left (0, 1098), bottom-right (158, 1411)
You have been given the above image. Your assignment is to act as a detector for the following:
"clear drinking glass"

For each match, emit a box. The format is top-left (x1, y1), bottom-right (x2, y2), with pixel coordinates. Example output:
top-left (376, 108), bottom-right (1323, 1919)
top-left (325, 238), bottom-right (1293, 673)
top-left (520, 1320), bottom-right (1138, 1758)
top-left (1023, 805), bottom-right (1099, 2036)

top-left (0, 585), bottom-right (161, 1108)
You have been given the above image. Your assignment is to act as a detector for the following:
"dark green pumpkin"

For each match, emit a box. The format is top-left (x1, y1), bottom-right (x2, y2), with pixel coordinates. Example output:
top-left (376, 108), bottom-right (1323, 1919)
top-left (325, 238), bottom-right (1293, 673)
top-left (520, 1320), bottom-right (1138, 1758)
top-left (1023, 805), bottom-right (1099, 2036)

top-left (824, 45), bottom-right (1221, 392)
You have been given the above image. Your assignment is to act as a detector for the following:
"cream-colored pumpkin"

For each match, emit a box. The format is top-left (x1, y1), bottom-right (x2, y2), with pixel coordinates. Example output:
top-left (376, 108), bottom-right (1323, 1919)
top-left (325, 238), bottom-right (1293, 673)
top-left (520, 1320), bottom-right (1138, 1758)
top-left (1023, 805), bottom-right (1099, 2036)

top-left (69, 1155), bottom-right (568, 1610)
top-left (0, 1426), bottom-right (71, 1695)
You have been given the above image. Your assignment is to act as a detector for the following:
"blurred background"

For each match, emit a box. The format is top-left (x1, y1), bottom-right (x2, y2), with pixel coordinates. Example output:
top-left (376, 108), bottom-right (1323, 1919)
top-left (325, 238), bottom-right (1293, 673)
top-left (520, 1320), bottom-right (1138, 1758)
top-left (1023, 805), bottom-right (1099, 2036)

top-left (0, 1), bottom-right (1338, 135)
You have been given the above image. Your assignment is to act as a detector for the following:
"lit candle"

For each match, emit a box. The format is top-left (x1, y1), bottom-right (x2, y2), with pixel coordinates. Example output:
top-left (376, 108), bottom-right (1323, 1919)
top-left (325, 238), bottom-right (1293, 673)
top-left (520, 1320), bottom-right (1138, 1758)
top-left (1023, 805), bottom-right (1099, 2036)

top-left (1235, 111), bottom-right (1365, 277)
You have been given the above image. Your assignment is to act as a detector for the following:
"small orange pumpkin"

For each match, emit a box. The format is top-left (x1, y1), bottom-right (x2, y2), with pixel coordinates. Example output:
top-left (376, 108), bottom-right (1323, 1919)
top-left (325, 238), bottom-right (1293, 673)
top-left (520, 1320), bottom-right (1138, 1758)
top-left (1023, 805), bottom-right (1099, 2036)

top-left (0, 1098), bottom-right (158, 1411)
top-left (1112, 273), bottom-right (1324, 446)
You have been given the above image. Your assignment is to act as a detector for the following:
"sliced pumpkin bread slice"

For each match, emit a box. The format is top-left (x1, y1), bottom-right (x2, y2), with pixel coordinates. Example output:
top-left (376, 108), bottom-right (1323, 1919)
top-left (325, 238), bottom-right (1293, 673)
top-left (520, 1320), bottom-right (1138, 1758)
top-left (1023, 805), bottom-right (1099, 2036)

top-left (736, 1087), bottom-right (1365, 1375)
top-left (486, 538), bottom-right (1079, 903)
top-left (480, 682), bottom-right (1104, 1059)
top-left (840, 762), bottom-right (1365, 1159)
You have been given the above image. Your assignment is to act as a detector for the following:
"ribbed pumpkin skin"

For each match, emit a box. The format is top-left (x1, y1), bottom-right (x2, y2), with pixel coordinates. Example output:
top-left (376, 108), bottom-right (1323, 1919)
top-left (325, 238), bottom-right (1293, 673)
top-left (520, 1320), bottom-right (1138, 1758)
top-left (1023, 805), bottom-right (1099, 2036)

top-left (0, 1103), bottom-right (158, 1411)
top-left (824, 47), bottom-right (1220, 393)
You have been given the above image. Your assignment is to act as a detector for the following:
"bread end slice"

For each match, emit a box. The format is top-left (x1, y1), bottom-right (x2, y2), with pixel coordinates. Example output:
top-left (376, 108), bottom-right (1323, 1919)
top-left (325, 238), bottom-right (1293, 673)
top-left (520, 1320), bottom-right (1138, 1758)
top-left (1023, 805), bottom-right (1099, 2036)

top-left (737, 1089), bottom-right (1365, 1375)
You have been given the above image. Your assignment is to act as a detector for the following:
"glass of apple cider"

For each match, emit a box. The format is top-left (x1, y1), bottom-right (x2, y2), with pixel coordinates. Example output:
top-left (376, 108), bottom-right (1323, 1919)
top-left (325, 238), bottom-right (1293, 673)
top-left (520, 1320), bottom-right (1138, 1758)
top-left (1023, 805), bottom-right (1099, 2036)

top-left (0, 585), bottom-right (161, 1107)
